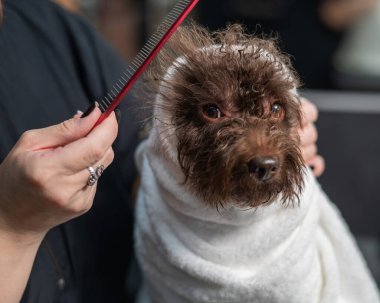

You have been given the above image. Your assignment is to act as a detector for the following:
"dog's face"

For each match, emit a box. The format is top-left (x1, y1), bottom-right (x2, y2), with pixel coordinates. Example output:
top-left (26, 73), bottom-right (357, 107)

top-left (153, 25), bottom-right (305, 209)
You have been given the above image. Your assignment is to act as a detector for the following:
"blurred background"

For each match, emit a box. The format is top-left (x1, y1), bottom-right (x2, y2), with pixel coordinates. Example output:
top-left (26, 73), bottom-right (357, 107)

top-left (54, 0), bottom-right (380, 291)
top-left (53, 0), bottom-right (380, 90)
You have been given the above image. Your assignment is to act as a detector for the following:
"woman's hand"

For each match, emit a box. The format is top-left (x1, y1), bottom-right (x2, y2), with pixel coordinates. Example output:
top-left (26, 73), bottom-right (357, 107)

top-left (0, 106), bottom-right (118, 238)
top-left (0, 106), bottom-right (118, 303)
top-left (298, 97), bottom-right (325, 177)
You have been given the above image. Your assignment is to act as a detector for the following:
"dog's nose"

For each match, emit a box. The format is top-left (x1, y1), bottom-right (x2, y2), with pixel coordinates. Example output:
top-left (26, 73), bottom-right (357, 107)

top-left (247, 156), bottom-right (278, 181)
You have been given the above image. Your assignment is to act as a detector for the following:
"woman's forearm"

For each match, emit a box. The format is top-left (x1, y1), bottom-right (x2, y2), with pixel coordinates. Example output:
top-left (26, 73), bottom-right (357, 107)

top-left (0, 228), bottom-right (44, 303)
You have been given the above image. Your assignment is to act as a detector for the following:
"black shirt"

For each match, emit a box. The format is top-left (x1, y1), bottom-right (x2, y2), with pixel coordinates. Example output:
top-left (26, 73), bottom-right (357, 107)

top-left (0, 0), bottom-right (140, 302)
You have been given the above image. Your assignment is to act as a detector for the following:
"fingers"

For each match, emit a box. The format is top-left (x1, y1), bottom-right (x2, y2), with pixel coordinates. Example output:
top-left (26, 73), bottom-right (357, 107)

top-left (300, 97), bottom-right (318, 126)
top-left (58, 112), bottom-right (118, 171)
top-left (18, 107), bottom-right (101, 151)
top-left (73, 110), bottom-right (84, 119)
top-left (77, 147), bottom-right (115, 187)
top-left (301, 143), bottom-right (325, 177)
top-left (61, 147), bottom-right (115, 214)
top-left (301, 144), bottom-right (317, 162)
top-left (308, 155), bottom-right (325, 177)
top-left (298, 97), bottom-right (325, 177)
top-left (298, 123), bottom-right (318, 146)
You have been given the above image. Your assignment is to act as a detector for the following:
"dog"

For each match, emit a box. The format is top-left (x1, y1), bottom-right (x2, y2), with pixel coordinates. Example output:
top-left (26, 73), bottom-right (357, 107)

top-left (134, 23), bottom-right (380, 303)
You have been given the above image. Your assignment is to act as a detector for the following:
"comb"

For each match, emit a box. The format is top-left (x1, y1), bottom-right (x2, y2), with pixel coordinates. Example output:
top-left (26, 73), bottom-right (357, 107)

top-left (94, 0), bottom-right (200, 127)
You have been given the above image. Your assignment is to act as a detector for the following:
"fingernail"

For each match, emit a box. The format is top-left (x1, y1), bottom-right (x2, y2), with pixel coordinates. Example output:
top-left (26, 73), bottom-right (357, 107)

top-left (73, 110), bottom-right (83, 118)
top-left (81, 101), bottom-right (99, 118)
top-left (309, 165), bottom-right (315, 171)
top-left (114, 108), bottom-right (121, 124)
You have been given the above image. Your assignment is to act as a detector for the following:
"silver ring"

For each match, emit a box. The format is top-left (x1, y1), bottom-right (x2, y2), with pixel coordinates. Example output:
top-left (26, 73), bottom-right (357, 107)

top-left (87, 166), bottom-right (97, 186)
top-left (95, 165), bottom-right (105, 178)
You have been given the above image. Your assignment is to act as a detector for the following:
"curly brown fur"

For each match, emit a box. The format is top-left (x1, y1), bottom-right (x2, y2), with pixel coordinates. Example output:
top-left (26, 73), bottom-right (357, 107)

top-left (145, 23), bottom-right (305, 208)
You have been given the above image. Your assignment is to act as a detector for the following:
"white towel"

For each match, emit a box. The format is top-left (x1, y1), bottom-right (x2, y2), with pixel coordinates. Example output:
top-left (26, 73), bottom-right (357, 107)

top-left (134, 120), bottom-right (380, 303)
top-left (134, 42), bottom-right (380, 302)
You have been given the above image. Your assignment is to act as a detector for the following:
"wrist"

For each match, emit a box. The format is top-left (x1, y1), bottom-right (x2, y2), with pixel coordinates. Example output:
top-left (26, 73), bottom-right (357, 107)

top-left (0, 222), bottom-right (45, 303)
top-left (0, 214), bottom-right (46, 250)
top-left (0, 227), bottom-right (45, 253)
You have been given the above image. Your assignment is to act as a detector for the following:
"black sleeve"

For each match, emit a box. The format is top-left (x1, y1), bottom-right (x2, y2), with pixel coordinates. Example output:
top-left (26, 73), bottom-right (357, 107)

top-left (0, 1), bottom-right (143, 302)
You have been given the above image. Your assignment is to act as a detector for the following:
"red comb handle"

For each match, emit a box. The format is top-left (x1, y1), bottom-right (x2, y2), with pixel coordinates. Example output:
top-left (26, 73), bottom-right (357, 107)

top-left (93, 0), bottom-right (200, 128)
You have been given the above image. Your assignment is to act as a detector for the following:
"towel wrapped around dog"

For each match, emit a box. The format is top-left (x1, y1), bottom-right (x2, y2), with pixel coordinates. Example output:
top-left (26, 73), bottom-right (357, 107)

top-left (134, 125), bottom-right (380, 303)
top-left (134, 23), bottom-right (380, 303)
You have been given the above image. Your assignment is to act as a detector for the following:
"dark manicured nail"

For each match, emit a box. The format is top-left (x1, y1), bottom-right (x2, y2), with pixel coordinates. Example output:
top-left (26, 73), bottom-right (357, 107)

top-left (309, 165), bottom-right (315, 171)
top-left (114, 108), bottom-right (121, 124)
top-left (81, 101), bottom-right (99, 118)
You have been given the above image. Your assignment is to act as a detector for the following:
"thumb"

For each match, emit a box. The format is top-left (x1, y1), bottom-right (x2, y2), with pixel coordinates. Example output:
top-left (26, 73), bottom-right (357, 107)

top-left (21, 106), bottom-right (101, 151)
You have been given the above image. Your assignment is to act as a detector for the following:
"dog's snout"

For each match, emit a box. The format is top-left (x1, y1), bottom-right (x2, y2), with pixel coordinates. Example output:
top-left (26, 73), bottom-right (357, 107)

top-left (247, 156), bottom-right (278, 181)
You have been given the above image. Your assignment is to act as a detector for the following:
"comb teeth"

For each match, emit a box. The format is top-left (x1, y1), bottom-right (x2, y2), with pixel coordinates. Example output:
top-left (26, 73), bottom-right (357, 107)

top-left (98, 0), bottom-right (195, 113)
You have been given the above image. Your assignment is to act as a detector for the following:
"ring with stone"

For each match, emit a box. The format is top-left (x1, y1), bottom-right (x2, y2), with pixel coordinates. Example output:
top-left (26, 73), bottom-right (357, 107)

top-left (95, 165), bottom-right (105, 178)
top-left (87, 166), bottom-right (98, 186)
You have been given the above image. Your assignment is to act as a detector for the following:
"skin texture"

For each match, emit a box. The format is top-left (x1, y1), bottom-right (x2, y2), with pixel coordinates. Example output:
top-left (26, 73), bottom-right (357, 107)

top-left (0, 108), bottom-right (118, 303)
top-left (298, 97), bottom-right (325, 177)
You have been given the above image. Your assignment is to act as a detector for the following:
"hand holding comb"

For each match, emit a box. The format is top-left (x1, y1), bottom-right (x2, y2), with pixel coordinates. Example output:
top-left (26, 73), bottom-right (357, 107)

top-left (93, 0), bottom-right (200, 127)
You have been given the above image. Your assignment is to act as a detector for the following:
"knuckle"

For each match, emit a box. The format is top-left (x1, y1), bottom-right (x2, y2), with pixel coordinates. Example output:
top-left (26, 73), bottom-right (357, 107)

top-left (298, 126), bottom-right (308, 140)
top-left (107, 119), bottom-right (119, 143)
top-left (105, 148), bottom-right (115, 166)
top-left (23, 161), bottom-right (48, 190)
top-left (311, 104), bottom-right (319, 121)
top-left (302, 144), bottom-right (317, 160)
top-left (311, 125), bottom-right (318, 141)
top-left (312, 156), bottom-right (325, 177)
top-left (306, 144), bottom-right (317, 155)
top-left (52, 191), bottom-right (71, 208)
top-left (112, 118), bottom-right (119, 135)
top-left (108, 113), bottom-right (119, 134)
top-left (300, 145), bottom-right (307, 154)
top-left (301, 124), bottom-right (318, 144)
top-left (70, 197), bottom-right (94, 214)
top-left (19, 130), bottom-right (36, 147)
top-left (59, 119), bottom-right (75, 134)
top-left (299, 128), bottom-right (310, 145)
top-left (301, 100), bottom-right (318, 123)
top-left (81, 201), bottom-right (93, 214)
top-left (88, 144), bottom-right (105, 163)
top-left (68, 202), bottom-right (84, 214)
top-left (316, 155), bottom-right (325, 166)
top-left (301, 147), bottom-right (308, 158)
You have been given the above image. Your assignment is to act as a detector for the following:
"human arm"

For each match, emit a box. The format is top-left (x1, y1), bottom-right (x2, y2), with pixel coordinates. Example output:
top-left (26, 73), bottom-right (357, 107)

top-left (298, 97), bottom-right (325, 177)
top-left (0, 107), bottom-right (118, 303)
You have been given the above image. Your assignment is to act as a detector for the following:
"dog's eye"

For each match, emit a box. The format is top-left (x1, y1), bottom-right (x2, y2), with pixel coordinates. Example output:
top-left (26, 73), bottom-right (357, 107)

top-left (203, 104), bottom-right (222, 119)
top-left (271, 103), bottom-right (284, 120)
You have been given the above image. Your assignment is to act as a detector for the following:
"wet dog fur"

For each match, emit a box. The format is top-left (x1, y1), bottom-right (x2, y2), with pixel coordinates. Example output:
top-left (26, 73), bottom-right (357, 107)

top-left (143, 23), bottom-right (305, 209)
